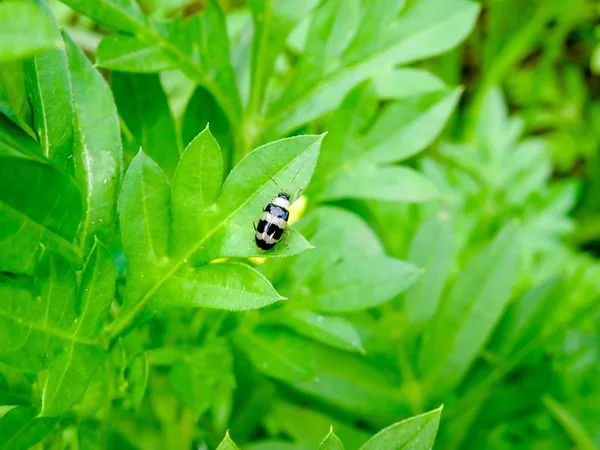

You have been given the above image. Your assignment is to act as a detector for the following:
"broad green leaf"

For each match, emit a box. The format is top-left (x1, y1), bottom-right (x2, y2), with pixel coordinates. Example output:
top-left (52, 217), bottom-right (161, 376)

top-left (373, 68), bottom-right (447, 99)
top-left (266, 0), bottom-right (479, 137)
top-left (404, 211), bottom-right (454, 328)
top-left (63, 31), bottom-right (122, 251)
top-left (171, 126), bottom-right (223, 256)
top-left (419, 223), bottom-right (520, 393)
top-left (112, 72), bottom-right (180, 179)
top-left (0, 2), bottom-right (60, 62)
top-left (267, 310), bottom-right (365, 354)
top-left (360, 406), bottom-right (442, 450)
top-left (293, 344), bottom-right (407, 418)
top-left (0, 152), bottom-right (83, 274)
top-left (278, 207), bottom-right (417, 312)
top-left (25, 36), bottom-right (74, 169)
top-left (96, 34), bottom-right (174, 72)
top-left (0, 406), bottom-right (57, 450)
top-left (320, 428), bottom-right (344, 450)
top-left (319, 165), bottom-right (439, 203)
top-left (216, 431), bottom-right (241, 450)
top-left (233, 326), bottom-right (316, 383)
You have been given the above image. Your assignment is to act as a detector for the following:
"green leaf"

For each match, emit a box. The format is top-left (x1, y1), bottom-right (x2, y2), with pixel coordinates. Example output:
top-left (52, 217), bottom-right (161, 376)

top-left (127, 353), bottom-right (149, 410)
top-left (112, 72), bottom-right (181, 179)
top-left (216, 431), bottom-right (241, 450)
top-left (0, 406), bottom-right (57, 450)
top-left (419, 223), bottom-right (520, 393)
top-left (96, 34), bottom-right (174, 72)
top-left (171, 126), bottom-right (223, 256)
top-left (372, 68), bottom-right (447, 99)
top-left (25, 34), bottom-right (75, 169)
top-left (233, 326), bottom-right (316, 383)
top-left (66, 0), bottom-right (242, 129)
top-left (313, 84), bottom-right (461, 203)
top-left (320, 427), bottom-right (344, 450)
top-left (63, 31), bottom-right (122, 251)
top-left (266, 0), bottom-right (479, 137)
top-left (0, 151), bottom-right (83, 274)
top-left (0, 61), bottom-right (35, 138)
top-left (0, 2), bottom-right (60, 62)
top-left (404, 211), bottom-right (454, 329)
top-left (279, 207), bottom-right (418, 312)
top-left (59, 0), bottom-right (146, 34)
top-left (169, 340), bottom-right (234, 416)
top-left (359, 406), bottom-right (443, 450)
top-left (268, 310), bottom-right (365, 354)
top-left (543, 396), bottom-right (597, 450)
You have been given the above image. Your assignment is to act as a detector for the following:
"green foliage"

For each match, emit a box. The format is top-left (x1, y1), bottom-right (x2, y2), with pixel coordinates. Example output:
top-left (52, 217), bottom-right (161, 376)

top-left (0, 0), bottom-right (599, 449)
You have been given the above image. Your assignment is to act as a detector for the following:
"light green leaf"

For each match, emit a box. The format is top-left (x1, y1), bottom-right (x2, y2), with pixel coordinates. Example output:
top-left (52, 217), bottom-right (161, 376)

top-left (96, 34), bottom-right (174, 72)
top-left (360, 406), bottom-right (443, 450)
top-left (267, 310), bottom-right (365, 354)
top-left (63, 31), bottom-right (122, 251)
top-left (266, 0), bottom-right (479, 137)
top-left (0, 2), bottom-right (60, 62)
top-left (233, 326), bottom-right (316, 383)
top-left (404, 211), bottom-right (454, 328)
top-left (112, 72), bottom-right (181, 179)
top-left (320, 427), bottom-right (344, 450)
top-left (246, 0), bottom-right (318, 115)
top-left (216, 431), bottom-right (241, 450)
top-left (543, 396), bottom-right (597, 450)
top-left (171, 126), bottom-right (223, 256)
top-left (419, 223), bottom-right (520, 393)
top-left (0, 406), bottom-right (57, 450)
top-left (372, 68), bottom-right (447, 99)
top-left (127, 353), bottom-right (149, 410)
top-left (59, 0), bottom-right (146, 34)
top-left (0, 151), bottom-right (83, 274)
top-left (320, 165), bottom-right (439, 203)
top-left (25, 36), bottom-right (74, 169)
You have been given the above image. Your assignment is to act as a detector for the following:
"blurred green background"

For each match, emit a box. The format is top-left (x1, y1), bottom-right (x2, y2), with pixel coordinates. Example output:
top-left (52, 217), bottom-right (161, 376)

top-left (1, 0), bottom-right (600, 449)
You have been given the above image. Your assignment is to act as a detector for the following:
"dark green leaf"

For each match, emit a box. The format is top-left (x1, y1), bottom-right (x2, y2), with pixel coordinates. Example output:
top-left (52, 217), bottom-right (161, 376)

top-left (359, 406), bottom-right (442, 450)
top-left (233, 326), bottom-right (316, 383)
top-left (112, 72), bottom-right (181, 179)
top-left (63, 31), bottom-right (122, 251)
top-left (0, 2), bottom-right (60, 62)
top-left (0, 406), bottom-right (57, 450)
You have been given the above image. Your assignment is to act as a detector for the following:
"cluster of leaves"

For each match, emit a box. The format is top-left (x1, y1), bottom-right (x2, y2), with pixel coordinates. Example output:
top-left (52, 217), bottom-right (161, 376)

top-left (1, 0), bottom-right (599, 449)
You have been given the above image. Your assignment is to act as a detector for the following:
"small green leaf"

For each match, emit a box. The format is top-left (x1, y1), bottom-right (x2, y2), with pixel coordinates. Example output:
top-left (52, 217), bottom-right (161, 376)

top-left (359, 406), bottom-right (443, 450)
top-left (404, 211), bottom-right (454, 329)
top-left (0, 406), bottom-right (57, 450)
top-left (0, 2), bottom-right (60, 62)
top-left (127, 353), bottom-right (149, 410)
top-left (268, 310), bottom-right (365, 354)
top-left (112, 72), bottom-right (181, 179)
top-left (372, 68), bottom-right (447, 99)
top-left (63, 31), bottom-right (122, 251)
top-left (216, 431), bottom-right (241, 450)
top-left (320, 427), bottom-right (344, 450)
top-left (59, 0), bottom-right (146, 34)
top-left (233, 326), bottom-right (316, 383)
top-left (25, 37), bottom-right (75, 169)
top-left (171, 126), bottom-right (223, 256)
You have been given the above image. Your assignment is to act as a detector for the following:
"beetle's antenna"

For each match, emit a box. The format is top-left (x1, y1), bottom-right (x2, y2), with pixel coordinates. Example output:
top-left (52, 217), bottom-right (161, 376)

top-left (285, 158), bottom-right (310, 193)
top-left (253, 154), bottom-right (285, 192)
